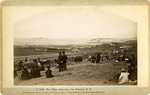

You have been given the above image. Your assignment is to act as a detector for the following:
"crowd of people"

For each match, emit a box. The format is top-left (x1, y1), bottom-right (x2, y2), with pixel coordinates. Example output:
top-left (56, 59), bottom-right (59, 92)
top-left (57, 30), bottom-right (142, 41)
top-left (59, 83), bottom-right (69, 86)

top-left (14, 51), bottom-right (68, 80)
top-left (89, 53), bottom-right (101, 63)
top-left (90, 52), bottom-right (110, 63)
top-left (14, 63), bottom-right (54, 80)
top-left (14, 50), bottom-right (137, 85)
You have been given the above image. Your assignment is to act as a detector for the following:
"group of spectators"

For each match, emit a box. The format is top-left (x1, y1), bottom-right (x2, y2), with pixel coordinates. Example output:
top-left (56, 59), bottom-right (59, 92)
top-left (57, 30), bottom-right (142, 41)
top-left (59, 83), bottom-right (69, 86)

top-left (19, 65), bottom-right (41, 80)
top-left (90, 53), bottom-right (106, 63)
top-left (14, 59), bottom-right (54, 80)
top-left (14, 51), bottom-right (68, 80)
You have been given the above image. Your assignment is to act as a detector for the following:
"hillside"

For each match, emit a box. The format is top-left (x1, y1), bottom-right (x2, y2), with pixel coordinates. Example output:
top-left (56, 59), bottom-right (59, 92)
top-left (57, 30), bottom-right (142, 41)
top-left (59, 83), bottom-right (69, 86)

top-left (14, 61), bottom-right (130, 86)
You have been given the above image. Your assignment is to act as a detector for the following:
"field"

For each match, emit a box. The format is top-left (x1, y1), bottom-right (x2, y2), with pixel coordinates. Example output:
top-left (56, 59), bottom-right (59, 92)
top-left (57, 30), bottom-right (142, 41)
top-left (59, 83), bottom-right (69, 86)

top-left (14, 40), bottom-right (137, 86)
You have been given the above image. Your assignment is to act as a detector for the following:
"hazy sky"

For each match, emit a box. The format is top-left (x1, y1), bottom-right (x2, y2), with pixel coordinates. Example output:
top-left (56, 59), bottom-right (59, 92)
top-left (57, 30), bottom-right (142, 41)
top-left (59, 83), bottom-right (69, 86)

top-left (14, 7), bottom-right (137, 39)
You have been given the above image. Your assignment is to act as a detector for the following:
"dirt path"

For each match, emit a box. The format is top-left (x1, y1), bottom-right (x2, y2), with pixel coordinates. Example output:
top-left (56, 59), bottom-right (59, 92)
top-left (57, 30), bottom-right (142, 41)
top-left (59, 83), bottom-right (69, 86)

top-left (14, 61), bottom-right (129, 86)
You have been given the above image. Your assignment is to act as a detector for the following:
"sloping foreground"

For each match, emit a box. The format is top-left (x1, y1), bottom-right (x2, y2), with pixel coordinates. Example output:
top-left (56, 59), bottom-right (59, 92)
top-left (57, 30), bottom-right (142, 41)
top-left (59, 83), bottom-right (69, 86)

top-left (14, 61), bottom-right (130, 86)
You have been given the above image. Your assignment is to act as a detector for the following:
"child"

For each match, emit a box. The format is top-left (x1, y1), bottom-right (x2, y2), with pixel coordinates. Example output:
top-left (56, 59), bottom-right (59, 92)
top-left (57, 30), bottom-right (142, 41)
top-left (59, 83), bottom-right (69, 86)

top-left (45, 66), bottom-right (54, 78)
top-left (118, 68), bottom-right (129, 84)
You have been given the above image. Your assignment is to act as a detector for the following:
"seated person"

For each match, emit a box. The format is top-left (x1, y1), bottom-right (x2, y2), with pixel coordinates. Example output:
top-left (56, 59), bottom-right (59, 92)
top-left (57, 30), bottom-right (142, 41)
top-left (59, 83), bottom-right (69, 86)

top-left (30, 66), bottom-right (36, 78)
top-left (40, 65), bottom-right (45, 71)
top-left (128, 66), bottom-right (137, 83)
top-left (17, 60), bottom-right (23, 71)
top-left (118, 68), bottom-right (129, 84)
top-left (45, 66), bottom-right (54, 78)
top-left (21, 66), bottom-right (30, 80)
top-left (35, 66), bottom-right (41, 77)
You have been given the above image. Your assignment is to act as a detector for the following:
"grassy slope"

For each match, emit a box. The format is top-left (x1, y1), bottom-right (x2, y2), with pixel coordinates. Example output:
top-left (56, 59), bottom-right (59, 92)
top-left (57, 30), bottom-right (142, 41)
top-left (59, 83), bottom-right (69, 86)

top-left (14, 61), bottom-right (130, 86)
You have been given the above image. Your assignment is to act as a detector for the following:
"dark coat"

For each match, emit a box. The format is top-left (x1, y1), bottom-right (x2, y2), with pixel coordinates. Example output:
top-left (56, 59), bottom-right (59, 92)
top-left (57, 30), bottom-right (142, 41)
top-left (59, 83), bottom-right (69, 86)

top-left (21, 69), bottom-right (30, 80)
top-left (58, 55), bottom-right (63, 61)
top-left (128, 67), bottom-right (137, 81)
top-left (62, 54), bottom-right (68, 63)
top-left (45, 70), bottom-right (54, 78)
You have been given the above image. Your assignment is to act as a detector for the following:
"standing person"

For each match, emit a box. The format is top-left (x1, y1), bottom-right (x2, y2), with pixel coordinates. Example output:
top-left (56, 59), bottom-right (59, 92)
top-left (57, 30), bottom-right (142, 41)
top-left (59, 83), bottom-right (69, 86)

top-left (96, 53), bottom-right (100, 63)
top-left (62, 51), bottom-right (68, 71)
top-left (58, 52), bottom-right (63, 72)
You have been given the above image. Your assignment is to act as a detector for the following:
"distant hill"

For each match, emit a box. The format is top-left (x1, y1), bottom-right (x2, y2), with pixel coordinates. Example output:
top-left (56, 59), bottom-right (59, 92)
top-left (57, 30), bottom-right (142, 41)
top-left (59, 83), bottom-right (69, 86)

top-left (14, 38), bottom-right (137, 45)
top-left (90, 38), bottom-right (137, 44)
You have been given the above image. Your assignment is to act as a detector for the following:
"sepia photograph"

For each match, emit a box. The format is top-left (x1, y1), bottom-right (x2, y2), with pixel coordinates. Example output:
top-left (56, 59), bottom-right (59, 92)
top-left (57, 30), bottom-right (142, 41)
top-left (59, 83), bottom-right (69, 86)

top-left (1, 0), bottom-right (150, 95)
top-left (13, 6), bottom-right (137, 86)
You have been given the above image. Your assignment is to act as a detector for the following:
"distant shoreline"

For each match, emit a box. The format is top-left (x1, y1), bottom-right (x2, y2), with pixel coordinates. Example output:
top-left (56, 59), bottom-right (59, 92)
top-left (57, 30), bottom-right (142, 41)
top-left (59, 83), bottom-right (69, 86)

top-left (14, 38), bottom-right (137, 46)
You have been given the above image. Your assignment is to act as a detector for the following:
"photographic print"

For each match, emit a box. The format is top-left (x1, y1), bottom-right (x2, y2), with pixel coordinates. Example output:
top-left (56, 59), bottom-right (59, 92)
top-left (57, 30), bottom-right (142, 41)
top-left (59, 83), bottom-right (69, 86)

top-left (1, 0), bottom-right (150, 95)
top-left (13, 6), bottom-right (137, 86)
